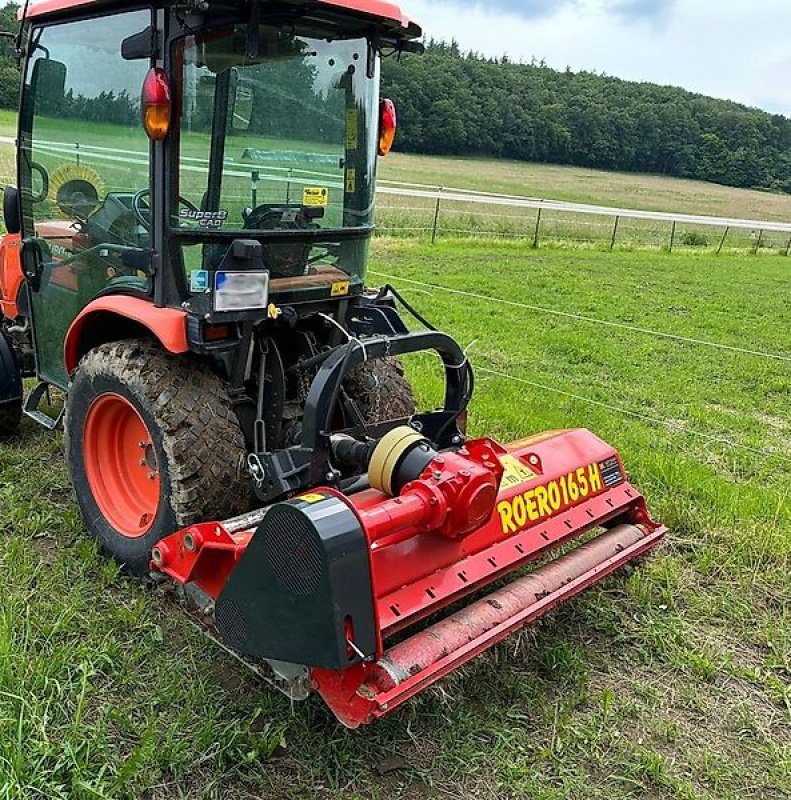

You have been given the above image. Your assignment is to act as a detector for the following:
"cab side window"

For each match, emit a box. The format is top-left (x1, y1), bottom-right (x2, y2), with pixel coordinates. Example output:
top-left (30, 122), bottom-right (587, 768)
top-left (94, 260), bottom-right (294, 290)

top-left (21, 10), bottom-right (153, 254)
top-left (18, 10), bottom-right (153, 387)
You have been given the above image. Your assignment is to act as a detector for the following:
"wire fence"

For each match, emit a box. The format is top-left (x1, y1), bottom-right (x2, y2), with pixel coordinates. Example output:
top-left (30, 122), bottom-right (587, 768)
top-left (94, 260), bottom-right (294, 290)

top-left (370, 271), bottom-right (791, 364)
top-left (4, 135), bottom-right (791, 254)
top-left (375, 182), bottom-right (791, 255)
top-left (373, 268), bottom-right (791, 469)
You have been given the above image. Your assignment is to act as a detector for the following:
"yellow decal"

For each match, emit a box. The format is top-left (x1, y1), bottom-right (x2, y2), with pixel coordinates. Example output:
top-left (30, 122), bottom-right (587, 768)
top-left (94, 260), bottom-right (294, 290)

top-left (346, 108), bottom-right (359, 150)
top-left (499, 454), bottom-right (537, 491)
top-left (303, 187), bottom-right (329, 208)
top-left (299, 493), bottom-right (326, 504)
top-left (497, 463), bottom-right (604, 535)
top-left (331, 280), bottom-right (351, 297)
top-left (345, 168), bottom-right (357, 193)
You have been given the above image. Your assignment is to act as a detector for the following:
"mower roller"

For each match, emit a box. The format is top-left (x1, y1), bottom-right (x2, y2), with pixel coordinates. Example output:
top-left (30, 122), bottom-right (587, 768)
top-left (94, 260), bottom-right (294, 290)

top-left (0, 0), bottom-right (666, 727)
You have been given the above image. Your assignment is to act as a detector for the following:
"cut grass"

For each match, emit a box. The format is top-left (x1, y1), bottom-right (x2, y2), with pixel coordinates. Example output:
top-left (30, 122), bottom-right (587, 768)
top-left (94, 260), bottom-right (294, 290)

top-left (1, 240), bottom-right (789, 799)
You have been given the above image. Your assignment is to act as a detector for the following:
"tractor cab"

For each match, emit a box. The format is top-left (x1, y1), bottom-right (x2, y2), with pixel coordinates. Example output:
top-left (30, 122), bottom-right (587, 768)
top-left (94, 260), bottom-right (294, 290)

top-left (9, 0), bottom-right (418, 388)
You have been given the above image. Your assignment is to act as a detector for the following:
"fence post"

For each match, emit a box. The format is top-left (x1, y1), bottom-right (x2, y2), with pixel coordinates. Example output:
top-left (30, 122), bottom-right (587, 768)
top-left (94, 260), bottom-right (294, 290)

top-left (753, 229), bottom-right (764, 255)
top-left (784, 235), bottom-right (791, 257)
top-left (717, 226), bottom-right (729, 255)
top-left (431, 188), bottom-right (442, 245)
top-left (532, 207), bottom-right (542, 249)
top-left (610, 216), bottom-right (620, 251)
top-left (668, 221), bottom-right (676, 253)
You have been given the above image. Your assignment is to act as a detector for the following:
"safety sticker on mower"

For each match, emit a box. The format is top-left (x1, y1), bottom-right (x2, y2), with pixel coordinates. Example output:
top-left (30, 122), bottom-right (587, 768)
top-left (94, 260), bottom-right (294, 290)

top-left (303, 187), bottom-right (329, 207)
top-left (298, 493), bottom-right (327, 504)
top-left (599, 456), bottom-right (625, 488)
top-left (498, 454), bottom-right (537, 491)
top-left (497, 463), bottom-right (605, 535)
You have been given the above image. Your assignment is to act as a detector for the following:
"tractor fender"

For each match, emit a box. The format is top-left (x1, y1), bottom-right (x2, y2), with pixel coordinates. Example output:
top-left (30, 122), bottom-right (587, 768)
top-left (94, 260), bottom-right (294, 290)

top-left (0, 330), bottom-right (22, 405)
top-left (64, 296), bottom-right (189, 375)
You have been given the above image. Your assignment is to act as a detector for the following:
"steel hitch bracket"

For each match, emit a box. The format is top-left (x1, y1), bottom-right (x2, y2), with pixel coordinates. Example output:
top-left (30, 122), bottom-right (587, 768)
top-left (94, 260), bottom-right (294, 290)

top-left (249, 329), bottom-right (471, 504)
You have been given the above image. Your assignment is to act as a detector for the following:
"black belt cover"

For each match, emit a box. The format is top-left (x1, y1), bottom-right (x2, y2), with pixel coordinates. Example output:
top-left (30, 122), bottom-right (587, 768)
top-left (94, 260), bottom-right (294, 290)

top-left (215, 493), bottom-right (377, 670)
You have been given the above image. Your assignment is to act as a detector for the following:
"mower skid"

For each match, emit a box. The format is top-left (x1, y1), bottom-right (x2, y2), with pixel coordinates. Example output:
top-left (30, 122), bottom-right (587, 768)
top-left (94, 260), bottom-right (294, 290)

top-left (312, 521), bottom-right (666, 728)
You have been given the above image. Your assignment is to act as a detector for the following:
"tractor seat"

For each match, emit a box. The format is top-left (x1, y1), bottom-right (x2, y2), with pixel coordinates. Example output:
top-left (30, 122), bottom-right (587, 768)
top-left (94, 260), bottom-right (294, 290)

top-left (106, 275), bottom-right (150, 294)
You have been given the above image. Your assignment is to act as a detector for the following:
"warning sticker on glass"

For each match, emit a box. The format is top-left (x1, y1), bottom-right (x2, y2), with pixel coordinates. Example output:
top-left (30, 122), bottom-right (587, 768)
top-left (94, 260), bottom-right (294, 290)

top-left (190, 269), bottom-right (210, 293)
top-left (303, 187), bottom-right (329, 207)
top-left (345, 168), bottom-right (357, 193)
top-left (498, 454), bottom-right (538, 491)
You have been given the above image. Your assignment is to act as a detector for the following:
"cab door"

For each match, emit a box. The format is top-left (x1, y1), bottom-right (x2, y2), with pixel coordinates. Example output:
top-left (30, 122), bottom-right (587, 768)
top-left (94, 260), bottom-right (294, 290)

top-left (19, 10), bottom-right (154, 388)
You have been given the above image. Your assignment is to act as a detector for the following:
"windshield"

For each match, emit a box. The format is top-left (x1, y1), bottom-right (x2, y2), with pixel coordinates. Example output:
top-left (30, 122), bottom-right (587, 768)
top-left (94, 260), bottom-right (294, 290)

top-left (174, 25), bottom-right (379, 287)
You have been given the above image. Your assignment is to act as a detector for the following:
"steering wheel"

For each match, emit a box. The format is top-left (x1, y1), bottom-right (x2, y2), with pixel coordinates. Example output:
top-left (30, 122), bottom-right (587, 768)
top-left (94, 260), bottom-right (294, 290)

top-left (243, 204), bottom-right (317, 277)
top-left (132, 190), bottom-right (200, 231)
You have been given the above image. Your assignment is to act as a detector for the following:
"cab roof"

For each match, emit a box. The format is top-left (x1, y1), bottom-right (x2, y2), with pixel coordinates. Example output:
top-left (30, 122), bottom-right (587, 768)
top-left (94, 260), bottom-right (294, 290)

top-left (24, 0), bottom-right (422, 38)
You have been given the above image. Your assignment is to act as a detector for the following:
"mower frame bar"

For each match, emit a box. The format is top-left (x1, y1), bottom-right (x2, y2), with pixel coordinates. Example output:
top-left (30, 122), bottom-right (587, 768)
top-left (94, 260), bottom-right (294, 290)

top-left (313, 522), bottom-right (666, 727)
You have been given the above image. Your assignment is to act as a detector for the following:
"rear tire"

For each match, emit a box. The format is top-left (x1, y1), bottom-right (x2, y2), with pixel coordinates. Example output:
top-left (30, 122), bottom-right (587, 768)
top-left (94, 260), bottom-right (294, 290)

top-left (64, 339), bottom-right (249, 576)
top-left (0, 329), bottom-right (23, 438)
top-left (346, 357), bottom-right (416, 425)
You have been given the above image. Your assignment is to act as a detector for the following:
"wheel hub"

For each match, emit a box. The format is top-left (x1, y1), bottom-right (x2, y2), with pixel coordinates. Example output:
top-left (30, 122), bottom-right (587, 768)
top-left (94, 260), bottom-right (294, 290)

top-left (82, 393), bottom-right (161, 538)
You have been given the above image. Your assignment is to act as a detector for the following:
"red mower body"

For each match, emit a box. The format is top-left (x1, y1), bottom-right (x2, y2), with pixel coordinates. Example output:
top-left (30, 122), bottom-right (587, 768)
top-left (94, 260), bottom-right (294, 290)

top-left (154, 427), bottom-right (666, 728)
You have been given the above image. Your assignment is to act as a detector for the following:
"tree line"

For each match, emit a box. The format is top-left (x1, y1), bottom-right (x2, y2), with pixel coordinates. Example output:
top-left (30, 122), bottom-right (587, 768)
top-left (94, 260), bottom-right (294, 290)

top-left (381, 41), bottom-right (791, 193)
top-left (2, 1), bottom-right (790, 194)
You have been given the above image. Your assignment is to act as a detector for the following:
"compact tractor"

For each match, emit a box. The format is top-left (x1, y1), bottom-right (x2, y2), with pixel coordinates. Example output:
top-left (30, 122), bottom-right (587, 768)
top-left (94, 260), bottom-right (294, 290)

top-left (0, 0), bottom-right (666, 727)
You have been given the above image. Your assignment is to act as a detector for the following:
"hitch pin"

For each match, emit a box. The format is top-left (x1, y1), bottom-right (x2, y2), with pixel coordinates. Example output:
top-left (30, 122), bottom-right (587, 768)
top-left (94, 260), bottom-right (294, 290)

top-left (347, 638), bottom-right (366, 660)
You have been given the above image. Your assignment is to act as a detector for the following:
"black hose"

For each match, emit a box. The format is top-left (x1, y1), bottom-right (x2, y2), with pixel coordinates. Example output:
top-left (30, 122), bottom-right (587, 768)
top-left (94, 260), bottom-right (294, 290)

top-left (379, 284), bottom-right (438, 331)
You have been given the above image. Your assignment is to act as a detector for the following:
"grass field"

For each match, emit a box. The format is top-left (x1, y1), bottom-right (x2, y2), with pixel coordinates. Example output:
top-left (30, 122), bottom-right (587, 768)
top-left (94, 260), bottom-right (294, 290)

top-left (379, 151), bottom-right (791, 223)
top-left (2, 240), bottom-right (789, 799)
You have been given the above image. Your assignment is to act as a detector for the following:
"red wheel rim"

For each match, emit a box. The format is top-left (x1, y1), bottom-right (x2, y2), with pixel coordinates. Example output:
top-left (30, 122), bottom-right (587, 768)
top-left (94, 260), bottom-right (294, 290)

top-left (83, 393), bottom-right (161, 538)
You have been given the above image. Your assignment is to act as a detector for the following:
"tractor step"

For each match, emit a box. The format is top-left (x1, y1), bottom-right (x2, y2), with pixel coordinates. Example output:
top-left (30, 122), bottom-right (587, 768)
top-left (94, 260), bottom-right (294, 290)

top-left (23, 381), bottom-right (64, 429)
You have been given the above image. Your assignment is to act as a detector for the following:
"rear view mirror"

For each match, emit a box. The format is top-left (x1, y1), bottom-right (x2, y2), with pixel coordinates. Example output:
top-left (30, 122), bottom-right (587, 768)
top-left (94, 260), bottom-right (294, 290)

top-left (3, 186), bottom-right (20, 234)
top-left (31, 57), bottom-right (67, 113)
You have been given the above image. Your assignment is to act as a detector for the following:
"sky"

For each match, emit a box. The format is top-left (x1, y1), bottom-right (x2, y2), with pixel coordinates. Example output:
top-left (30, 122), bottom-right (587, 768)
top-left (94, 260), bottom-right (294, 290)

top-left (398, 0), bottom-right (791, 116)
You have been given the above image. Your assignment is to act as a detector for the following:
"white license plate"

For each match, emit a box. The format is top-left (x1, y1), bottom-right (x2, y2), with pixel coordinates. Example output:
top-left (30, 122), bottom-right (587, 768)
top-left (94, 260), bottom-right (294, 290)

top-left (214, 271), bottom-right (270, 313)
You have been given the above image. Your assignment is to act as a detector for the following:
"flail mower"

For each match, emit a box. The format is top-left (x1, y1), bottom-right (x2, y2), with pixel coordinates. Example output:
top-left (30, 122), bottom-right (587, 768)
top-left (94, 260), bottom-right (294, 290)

top-left (0, 0), bottom-right (666, 727)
